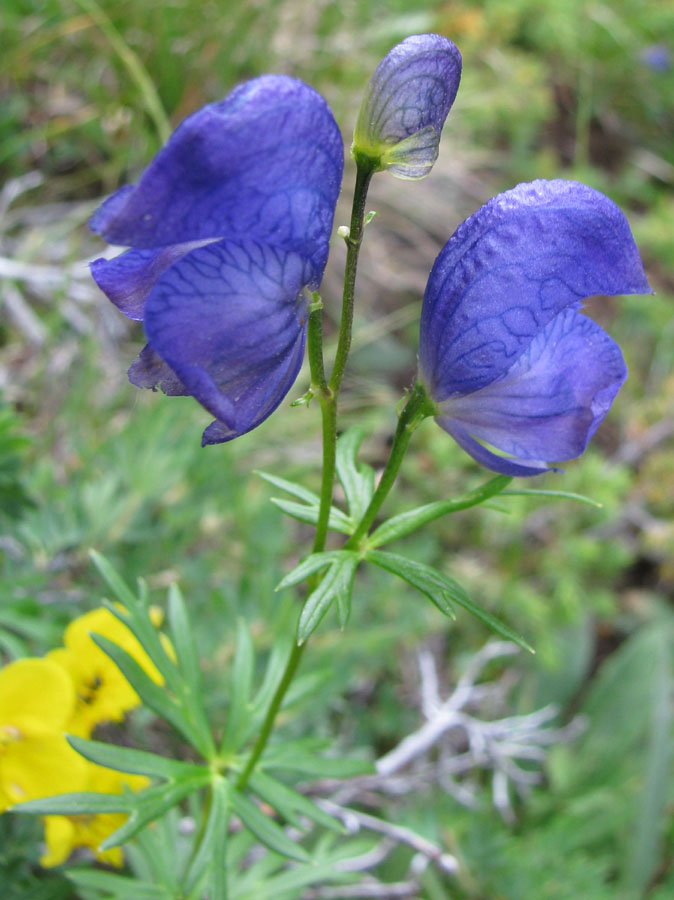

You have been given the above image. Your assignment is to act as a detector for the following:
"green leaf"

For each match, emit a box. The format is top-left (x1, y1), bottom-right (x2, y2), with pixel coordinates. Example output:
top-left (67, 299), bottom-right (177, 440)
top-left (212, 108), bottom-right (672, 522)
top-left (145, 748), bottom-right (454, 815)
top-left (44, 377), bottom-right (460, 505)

top-left (208, 779), bottom-right (230, 900)
top-left (12, 791), bottom-right (135, 816)
top-left (100, 597), bottom-right (181, 697)
top-left (262, 743), bottom-right (375, 778)
top-left (249, 771), bottom-right (344, 833)
top-left (365, 550), bottom-right (458, 620)
top-left (91, 633), bottom-right (200, 747)
top-left (67, 735), bottom-right (207, 782)
top-left (366, 550), bottom-right (534, 653)
top-left (250, 636), bottom-right (294, 723)
top-left (367, 475), bottom-right (512, 548)
top-left (232, 848), bottom-right (366, 900)
top-left (297, 555), bottom-right (359, 644)
top-left (166, 584), bottom-right (214, 755)
top-left (270, 497), bottom-right (352, 534)
top-left (621, 625), bottom-right (674, 894)
top-left (335, 427), bottom-right (375, 522)
top-left (230, 787), bottom-right (310, 862)
top-left (167, 583), bottom-right (201, 695)
top-left (66, 870), bottom-right (173, 900)
top-left (255, 471), bottom-right (321, 506)
top-left (500, 488), bottom-right (603, 508)
top-left (89, 549), bottom-right (138, 608)
top-left (181, 778), bottom-right (230, 900)
top-left (276, 551), bottom-right (354, 591)
top-left (221, 618), bottom-right (255, 753)
top-left (100, 778), bottom-right (209, 848)
top-left (15, 775), bottom-right (208, 852)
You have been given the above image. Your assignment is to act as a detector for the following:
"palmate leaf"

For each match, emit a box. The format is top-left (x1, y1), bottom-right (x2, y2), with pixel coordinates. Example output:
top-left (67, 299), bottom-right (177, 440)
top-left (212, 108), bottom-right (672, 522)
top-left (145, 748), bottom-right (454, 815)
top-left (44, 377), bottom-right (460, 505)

top-left (269, 497), bottom-right (352, 533)
top-left (231, 842), bottom-right (373, 900)
top-left (90, 633), bottom-right (201, 748)
top-left (180, 778), bottom-right (230, 898)
top-left (91, 554), bottom-right (214, 757)
top-left (248, 634), bottom-right (294, 728)
top-left (13, 774), bottom-right (210, 849)
top-left (230, 787), bottom-right (310, 863)
top-left (255, 471), bottom-right (322, 505)
top-left (100, 778), bottom-right (209, 849)
top-left (276, 550), bottom-right (361, 638)
top-left (166, 583), bottom-right (201, 696)
top-left (296, 554), bottom-right (359, 643)
top-left (262, 739), bottom-right (375, 778)
top-left (275, 551), bottom-right (353, 591)
top-left (66, 735), bottom-right (207, 781)
top-left (249, 771), bottom-right (343, 833)
top-left (366, 550), bottom-right (534, 653)
top-left (335, 427), bottom-right (375, 523)
top-left (90, 554), bottom-right (215, 758)
top-left (165, 584), bottom-right (214, 753)
top-left (367, 475), bottom-right (512, 547)
top-left (12, 792), bottom-right (135, 817)
top-left (500, 488), bottom-right (603, 507)
top-left (90, 552), bottom-right (181, 694)
top-left (221, 618), bottom-right (255, 753)
top-left (365, 550), bottom-right (458, 620)
top-left (258, 470), bottom-right (352, 534)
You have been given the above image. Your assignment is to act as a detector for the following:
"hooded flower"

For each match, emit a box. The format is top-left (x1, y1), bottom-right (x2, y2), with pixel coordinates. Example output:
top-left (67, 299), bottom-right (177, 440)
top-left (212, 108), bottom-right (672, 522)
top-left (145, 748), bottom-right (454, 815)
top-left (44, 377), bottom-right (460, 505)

top-left (418, 180), bottom-right (652, 476)
top-left (352, 33), bottom-right (462, 178)
top-left (90, 76), bottom-right (344, 445)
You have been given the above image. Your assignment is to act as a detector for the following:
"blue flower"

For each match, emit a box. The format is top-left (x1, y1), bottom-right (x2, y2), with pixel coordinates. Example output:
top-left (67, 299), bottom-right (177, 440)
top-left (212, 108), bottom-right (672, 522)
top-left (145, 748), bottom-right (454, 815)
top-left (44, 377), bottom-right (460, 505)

top-left (418, 180), bottom-right (652, 476)
top-left (352, 34), bottom-right (462, 179)
top-left (640, 44), bottom-right (672, 74)
top-left (90, 76), bottom-right (344, 445)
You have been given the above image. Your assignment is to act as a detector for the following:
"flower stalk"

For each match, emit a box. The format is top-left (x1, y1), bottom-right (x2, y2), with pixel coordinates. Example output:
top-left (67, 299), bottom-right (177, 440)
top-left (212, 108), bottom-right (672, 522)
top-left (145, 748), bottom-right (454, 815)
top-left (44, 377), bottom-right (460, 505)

top-left (347, 382), bottom-right (436, 548)
top-left (237, 161), bottom-right (375, 788)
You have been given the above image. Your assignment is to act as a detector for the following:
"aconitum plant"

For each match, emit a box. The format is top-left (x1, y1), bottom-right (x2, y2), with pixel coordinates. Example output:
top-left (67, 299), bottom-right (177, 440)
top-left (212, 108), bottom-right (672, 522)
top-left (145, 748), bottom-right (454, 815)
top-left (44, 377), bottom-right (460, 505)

top-left (11, 33), bottom-right (650, 897)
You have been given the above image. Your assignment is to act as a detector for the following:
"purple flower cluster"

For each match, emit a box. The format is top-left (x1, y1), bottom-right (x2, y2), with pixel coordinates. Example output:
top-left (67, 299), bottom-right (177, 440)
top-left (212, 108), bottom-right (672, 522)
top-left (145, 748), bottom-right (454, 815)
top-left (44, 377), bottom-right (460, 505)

top-left (418, 180), bottom-right (651, 475)
top-left (91, 35), bottom-right (650, 473)
top-left (91, 76), bottom-right (343, 445)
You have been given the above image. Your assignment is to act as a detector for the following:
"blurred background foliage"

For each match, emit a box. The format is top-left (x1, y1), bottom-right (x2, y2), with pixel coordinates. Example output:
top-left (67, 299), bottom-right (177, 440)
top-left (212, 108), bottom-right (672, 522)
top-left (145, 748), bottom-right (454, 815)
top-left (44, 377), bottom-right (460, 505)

top-left (1, 0), bottom-right (673, 897)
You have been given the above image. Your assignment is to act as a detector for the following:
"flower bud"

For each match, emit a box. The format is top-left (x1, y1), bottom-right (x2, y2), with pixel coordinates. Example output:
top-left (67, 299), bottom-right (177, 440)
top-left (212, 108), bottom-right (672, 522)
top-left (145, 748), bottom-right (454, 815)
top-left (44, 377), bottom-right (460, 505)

top-left (352, 34), bottom-right (461, 179)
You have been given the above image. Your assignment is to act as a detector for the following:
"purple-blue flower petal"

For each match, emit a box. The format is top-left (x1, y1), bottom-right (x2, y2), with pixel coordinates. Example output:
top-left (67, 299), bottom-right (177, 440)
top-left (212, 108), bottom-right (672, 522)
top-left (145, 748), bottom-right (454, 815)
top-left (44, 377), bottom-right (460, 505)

top-left (353, 33), bottom-right (461, 178)
top-left (419, 180), bottom-right (651, 401)
top-left (142, 240), bottom-right (311, 444)
top-left (436, 309), bottom-right (627, 473)
top-left (127, 344), bottom-right (189, 396)
top-left (89, 76), bottom-right (344, 281)
top-left (439, 419), bottom-right (554, 477)
top-left (91, 240), bottom-right (217, 320)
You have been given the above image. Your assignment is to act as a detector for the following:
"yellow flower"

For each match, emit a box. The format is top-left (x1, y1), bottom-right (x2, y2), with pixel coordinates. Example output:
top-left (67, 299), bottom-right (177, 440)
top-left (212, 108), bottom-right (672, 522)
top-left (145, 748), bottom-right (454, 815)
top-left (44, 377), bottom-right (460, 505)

top-left (0, 658), bottom-right (88, 812)
top-left (48, 607), bottom-right (165, 738)
top-left (41, 762), bottom-right (149, 868)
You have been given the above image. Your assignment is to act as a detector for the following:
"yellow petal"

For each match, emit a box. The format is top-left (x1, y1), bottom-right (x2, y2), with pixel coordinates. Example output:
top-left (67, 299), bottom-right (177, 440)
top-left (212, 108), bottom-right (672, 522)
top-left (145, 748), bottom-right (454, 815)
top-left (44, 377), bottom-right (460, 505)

top-left (41, 815), bottom-right (76, 867)
top-left (63, 607), bottom-right (164, 684)
top-left (48, 643), bottom-right (139, 738)
top-left (1, 724), bottom-right (88, 811)
top-left (0, 659), bottom-right (75, 731)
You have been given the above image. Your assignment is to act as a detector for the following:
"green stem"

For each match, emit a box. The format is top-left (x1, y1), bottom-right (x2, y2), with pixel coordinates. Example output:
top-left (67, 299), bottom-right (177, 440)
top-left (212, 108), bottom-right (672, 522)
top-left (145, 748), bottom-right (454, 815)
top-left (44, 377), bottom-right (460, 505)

top-left (307, 302), bottom-right (337, 554)
top-left (367, 475), bottom-right (512, 548)
top-left (236, 164), bottom-right (375, 789)
top-left (329, 162), bottom-right (375, 393)
top-left (347, 383), bottom-right (435, 548)
top-left (236, 641), bottom-right (304, 789)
